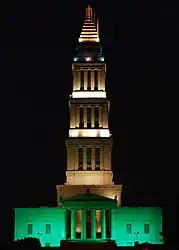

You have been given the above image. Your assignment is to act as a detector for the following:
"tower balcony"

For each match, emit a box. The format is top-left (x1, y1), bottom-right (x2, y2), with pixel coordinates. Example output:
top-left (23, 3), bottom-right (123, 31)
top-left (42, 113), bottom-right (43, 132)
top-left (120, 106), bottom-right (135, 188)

top-left (69, 129), bottom-right (111, 138)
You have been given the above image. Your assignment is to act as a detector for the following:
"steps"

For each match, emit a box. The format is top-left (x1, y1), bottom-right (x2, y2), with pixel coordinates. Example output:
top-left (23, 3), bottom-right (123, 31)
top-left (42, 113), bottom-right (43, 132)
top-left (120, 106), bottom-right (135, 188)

top-left (60, 240), bottom-right (118, 250)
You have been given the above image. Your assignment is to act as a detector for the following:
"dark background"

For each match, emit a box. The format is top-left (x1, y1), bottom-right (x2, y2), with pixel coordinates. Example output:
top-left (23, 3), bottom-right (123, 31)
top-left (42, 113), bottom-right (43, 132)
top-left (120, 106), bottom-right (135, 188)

top-left (1, 0), bottom-right (178, 246)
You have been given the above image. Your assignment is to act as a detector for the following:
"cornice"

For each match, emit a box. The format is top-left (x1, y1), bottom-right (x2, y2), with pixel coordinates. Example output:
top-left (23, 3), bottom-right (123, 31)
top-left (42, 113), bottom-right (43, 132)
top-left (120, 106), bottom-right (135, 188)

top-left (66, 137), bottom-right (113, 146)
top-left (56, 184), bottom-right (122, 190)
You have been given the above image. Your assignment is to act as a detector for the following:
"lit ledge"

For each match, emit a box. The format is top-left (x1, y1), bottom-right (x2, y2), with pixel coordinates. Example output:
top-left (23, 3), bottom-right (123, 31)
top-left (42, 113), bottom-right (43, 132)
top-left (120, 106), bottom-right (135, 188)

top-left (69, 129), bottom-right (111, 138)
top-left (79, 38), bottom-right (99, 43)
top-left (72, 91), bottom-right (106, 98)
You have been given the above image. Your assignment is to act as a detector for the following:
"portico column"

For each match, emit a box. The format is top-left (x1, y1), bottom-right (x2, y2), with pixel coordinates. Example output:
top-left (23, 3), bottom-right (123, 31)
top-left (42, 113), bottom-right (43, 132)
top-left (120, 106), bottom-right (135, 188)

top-left (101, 209), bottom-right (106, 239)
top-left (111, 209), bottom-right (116, 239)
top-left (81, 210), bottom-right (86, 239)
top-left (91, 210), bottom-right (96, 239)
top-left (71, 210), bottom-right (76, 239)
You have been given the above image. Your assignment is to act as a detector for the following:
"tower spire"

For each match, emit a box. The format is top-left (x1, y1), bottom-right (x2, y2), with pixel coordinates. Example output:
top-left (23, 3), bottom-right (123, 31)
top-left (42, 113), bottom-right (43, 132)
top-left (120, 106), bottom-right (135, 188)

top-left (94, 8), bottom-right (95, 24)
top-left (86, 5), bottom-right (92, 20)
top-left (97, 18), bottom-right (99, 37)
top-left (79, 5), bottom-right (100, 43)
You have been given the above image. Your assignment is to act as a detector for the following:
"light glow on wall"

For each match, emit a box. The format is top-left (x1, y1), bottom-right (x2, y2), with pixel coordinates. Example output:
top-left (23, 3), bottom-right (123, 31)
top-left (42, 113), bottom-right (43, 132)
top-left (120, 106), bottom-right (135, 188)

top-left (99, 57), bottom-right (104, 61)
top-left (85, 57), bottom-right (92, 61)
top-left (14, 207), bottom-right (162, 247)
top-left (69, 129), bottom-right (110, 137)
top-left (66, 170), bottom-right (113, 185)
top-left (79, 37), bottom-right (99, 43)
top-left (72, 91), bottom-right (106, 98)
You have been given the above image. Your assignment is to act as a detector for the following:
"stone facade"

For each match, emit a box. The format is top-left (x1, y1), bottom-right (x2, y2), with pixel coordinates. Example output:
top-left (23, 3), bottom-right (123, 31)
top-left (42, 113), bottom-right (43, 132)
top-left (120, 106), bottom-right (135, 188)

top-left (14, 204), bottom-right (162, 247)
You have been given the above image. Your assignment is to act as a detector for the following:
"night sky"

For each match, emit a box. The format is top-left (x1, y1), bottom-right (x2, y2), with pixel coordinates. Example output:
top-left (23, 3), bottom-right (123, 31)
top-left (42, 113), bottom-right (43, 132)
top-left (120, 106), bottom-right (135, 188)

top-left (1, 0), bottom-right (179, 245)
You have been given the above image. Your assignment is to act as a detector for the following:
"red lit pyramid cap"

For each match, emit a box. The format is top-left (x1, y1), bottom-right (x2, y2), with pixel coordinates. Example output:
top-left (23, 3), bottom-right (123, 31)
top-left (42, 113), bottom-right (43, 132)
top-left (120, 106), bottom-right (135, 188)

top-left (79, 5), bottom-right (100, 43)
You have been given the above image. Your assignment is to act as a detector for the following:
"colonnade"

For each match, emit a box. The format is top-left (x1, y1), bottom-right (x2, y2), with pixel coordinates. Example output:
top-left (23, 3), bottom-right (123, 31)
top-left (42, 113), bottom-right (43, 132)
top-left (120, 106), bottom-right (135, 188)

top-left (73, 69), bottom-right (105, 91)
top-left (78, 147), bottom-right (102, 171)
top-left (70, 105), bottom-right (108, 129)
top-left (67, 209), bottom-right (109, 240)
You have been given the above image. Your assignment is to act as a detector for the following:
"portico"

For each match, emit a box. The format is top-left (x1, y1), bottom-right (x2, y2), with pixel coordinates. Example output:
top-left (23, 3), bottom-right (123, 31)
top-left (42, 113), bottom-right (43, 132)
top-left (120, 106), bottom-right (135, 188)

top-left (62, 191), bottom-right (117, 241)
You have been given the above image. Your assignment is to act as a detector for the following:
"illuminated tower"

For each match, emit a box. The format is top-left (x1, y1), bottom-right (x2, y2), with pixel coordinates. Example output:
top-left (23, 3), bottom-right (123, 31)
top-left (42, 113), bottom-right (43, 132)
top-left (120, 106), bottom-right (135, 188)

top-left (14, 6), bottom-right (163, 246)
top-left (56, 5), bottom-right (122, 206)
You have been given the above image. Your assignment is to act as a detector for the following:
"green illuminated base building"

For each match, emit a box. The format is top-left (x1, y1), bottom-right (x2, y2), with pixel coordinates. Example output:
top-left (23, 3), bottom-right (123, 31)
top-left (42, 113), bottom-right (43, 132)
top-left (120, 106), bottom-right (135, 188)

top-left (14, 5), bottom-right (163, 247)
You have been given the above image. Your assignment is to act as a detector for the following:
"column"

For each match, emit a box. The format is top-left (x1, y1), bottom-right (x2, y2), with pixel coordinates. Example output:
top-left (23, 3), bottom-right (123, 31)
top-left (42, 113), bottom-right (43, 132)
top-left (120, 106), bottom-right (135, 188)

top-left (73, 71), bottom-right (77, 91)
top-left (84, 70), bottom-right (88, 90)
top-left (81, 210), bottom-right (86, 239)
top-left (70, 104), bottom-right (75, 128)
top-left (99, 106), bottom-right (102, 128)
top-left (98, 70), bottom-right (102, 90)
top-left (92, 147), bottom-right (95, 170)
top-left (75, 106), bottom-right (80, 128)
top-left (74, 147), bottom-right (78, 170)
top-left (76, 70), bottom-right (80, 90)
top-left (108, 146), bottom-right (112, 171)
top-left (103, 146), bottom-right (111, 171)
top-left (67, 146), bottom-right (74, 170)
top-left (102, 104), bottom-right (108, 128)
top-left (76, 106), bottom-right (80, 127)
top-left (91, 210), bottom-right (96, 239)
top-left (100, 147), bottom-right (104, 170)
top-left (101, 209), bottom-right (106, 239)
top-left (71, 210), bottom-right (76, 240)
top-left (83, 147), bottom-right (87, 170)
top-left (91, 106), bottom-right (95, 128)
top-left (84, 106), bottom-right (87, 128)
top-left (91, 70), bottom-right (95, 90)
top-left (111, 209), bottom-right (116, 239)
top-left (101, 68), bottom-right (105, 90)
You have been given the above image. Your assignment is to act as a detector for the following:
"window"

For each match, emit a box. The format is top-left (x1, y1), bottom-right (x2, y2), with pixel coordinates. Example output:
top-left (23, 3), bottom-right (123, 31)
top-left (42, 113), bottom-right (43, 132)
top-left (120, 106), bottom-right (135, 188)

top-left (95, 148), bottom-right (100, 170)
top-left (87, 70), bottom-right (91, 90)
top-left (78, 148), bottom-right (83, 170)
top-left (95, 107), bottom-right (99, 128)
top-left (28, 223), bottom-right (33, 235)
top-left (80, 70), bottom-right (84, 90)
top-left (87, 107), bottom-right (91, 128)
top-left (79, 107), bottom-right (84, 128)
top-left (126, 224), bottom-right (132, 234)
top-left (94, 70), bottom-right (98, 90)
top-left (144, 224), bottom-right (150, 234)
top-left (45, 224), bottom-right (51, 234)
top-left (87, 148), bottom-right (92, 170)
